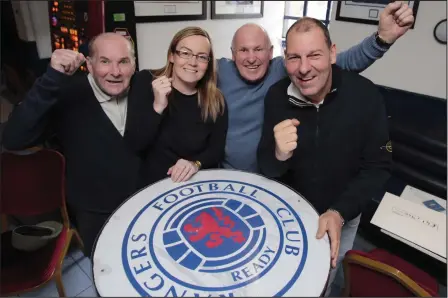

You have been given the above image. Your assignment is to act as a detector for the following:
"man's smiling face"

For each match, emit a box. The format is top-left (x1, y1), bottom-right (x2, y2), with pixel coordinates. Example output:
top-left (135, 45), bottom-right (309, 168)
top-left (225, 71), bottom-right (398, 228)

top-left (232, 24), bottom-right (273, 82)
top-left (87, 34), bottom-right (135, 97)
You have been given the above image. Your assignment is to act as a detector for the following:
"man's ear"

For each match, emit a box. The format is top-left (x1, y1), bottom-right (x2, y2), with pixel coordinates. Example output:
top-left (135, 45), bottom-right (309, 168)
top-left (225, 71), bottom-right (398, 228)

top-left (231, 48), bottom-right (236, 61)
top-left (86, 57), bottom-right (93, 73)
top-left (132, 58), bottom-right (137, 73)
top-left (330, 43), bottom-right (336, 64)
top-left (269, 45), bottom-right (274, 60)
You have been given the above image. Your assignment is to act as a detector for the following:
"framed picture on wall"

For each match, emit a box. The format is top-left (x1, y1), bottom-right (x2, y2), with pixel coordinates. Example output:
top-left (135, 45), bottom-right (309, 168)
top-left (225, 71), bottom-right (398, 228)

top-left (211, 1), bottom-right (264, 20)
top-left (133, 1), bottom-right (207, 23)
top-left (335, 1), bottom-right (419, 29)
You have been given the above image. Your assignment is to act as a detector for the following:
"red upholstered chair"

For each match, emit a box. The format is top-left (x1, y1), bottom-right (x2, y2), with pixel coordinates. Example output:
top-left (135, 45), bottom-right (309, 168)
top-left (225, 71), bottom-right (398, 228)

top-left (342, 248), bottom-right (439, 297)
top-left (0, 149), bottom-right (83, 297)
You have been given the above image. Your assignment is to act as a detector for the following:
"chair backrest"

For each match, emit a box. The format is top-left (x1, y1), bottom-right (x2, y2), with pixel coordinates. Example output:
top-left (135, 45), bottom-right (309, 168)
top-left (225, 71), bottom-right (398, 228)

top-left (343, 250), bottom-right (435, 297)
top-left (379, 86), bottom-right (446, 199)
top-left (1, 149), bottom-right (67, 219)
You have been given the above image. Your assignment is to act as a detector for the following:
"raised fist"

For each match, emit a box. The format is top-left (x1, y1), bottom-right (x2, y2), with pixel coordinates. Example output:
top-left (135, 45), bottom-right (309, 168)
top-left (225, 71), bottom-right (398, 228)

top-left (378, 1), bottom-right (415, 44)
top-left (152, 75), bottom-right (172, 114)
top-left (50, 49), bottom-right (85, 75)
top-left (273, 118), bottom-right (300, 161)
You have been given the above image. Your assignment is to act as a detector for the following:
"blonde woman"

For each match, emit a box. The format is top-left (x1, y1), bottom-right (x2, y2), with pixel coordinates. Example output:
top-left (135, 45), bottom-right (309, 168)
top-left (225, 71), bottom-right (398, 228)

top-left (127, 27), bottom-right (227, 186)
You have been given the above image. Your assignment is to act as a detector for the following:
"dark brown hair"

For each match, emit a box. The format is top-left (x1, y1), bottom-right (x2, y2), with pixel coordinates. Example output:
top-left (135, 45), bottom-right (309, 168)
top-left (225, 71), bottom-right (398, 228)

top-left (286, 17), bottom-right (332, 48)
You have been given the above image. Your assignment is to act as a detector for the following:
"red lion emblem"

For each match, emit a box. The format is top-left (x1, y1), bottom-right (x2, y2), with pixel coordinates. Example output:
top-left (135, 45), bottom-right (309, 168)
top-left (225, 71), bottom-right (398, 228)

top-left (183, 207), bottom-right (246, 248)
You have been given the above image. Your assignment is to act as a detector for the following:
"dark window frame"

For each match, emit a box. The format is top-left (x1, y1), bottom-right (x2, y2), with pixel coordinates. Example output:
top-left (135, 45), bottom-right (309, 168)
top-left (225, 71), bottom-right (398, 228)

top-left (282, 1), bottom-right (333, 39)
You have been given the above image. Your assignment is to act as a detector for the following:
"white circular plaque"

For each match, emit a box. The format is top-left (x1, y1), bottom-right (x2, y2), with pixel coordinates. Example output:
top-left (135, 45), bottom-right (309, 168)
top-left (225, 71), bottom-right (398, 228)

top-left (93, 170), bottom-right (330, 297)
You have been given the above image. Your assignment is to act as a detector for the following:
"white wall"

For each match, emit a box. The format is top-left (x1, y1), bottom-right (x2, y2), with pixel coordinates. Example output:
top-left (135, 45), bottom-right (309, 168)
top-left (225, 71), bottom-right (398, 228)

top-left (28, 1), bottom-right (52, 59)
top-left (12, 1), bottom-right (52, 59)
top-left (136, 1), bottom-right (285, 70)
top-left (329, 1), bottom-right (447, 99)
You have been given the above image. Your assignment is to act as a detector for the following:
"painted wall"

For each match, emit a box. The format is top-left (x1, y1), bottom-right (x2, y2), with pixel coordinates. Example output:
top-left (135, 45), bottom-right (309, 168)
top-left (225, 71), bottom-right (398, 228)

top-left (329, 1), bottom-right (447, 99)
top-left (135, 1), bottom-right (286, 69)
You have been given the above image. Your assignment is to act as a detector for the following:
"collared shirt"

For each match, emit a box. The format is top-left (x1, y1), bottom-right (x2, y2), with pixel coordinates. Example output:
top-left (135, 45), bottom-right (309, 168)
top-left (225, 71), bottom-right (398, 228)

top-left (87, 74), bottom-right (128, 136)
top-left (287, 83), bottom-right (326, 108)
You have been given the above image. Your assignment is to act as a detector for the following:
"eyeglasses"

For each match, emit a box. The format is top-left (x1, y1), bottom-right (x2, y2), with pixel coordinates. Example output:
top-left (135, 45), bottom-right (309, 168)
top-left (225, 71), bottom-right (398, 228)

top-left (175, 50), bottom-right (210, 64)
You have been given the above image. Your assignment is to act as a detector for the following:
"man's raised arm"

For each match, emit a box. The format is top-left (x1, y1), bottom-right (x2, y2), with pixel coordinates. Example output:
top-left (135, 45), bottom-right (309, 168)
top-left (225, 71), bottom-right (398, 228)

top-left (335, 1), bottom-right (414, 72)
top-left (2, 50), bottom-right (84, 150)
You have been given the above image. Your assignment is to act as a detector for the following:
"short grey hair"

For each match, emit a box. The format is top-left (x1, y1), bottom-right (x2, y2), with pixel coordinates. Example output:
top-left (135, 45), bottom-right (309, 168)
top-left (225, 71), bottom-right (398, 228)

top-left (231, 23), bottom-right (272, 51)
top-left (88, 32), bottom-right (136, 63)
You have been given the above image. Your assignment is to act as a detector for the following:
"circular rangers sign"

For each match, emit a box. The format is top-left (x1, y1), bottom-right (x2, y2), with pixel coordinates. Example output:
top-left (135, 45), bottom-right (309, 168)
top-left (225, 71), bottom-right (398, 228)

top-left (93, 170), bottom-right (330, 297)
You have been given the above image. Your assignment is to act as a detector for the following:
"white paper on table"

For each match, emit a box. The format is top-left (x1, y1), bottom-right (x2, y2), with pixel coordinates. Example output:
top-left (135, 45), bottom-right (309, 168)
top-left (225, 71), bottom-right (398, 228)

top-left (400, 185), bottom-right (446, 211)
top-left (380, 229), bottom-right (447, 263)
top-left (371, 192), bottom-right (446, 258)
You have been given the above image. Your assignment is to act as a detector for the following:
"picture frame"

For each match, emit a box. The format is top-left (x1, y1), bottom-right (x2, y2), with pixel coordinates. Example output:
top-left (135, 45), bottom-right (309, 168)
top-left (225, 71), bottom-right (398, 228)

top-left (211, 1), bottom-right (264, 20)
top-left (134, 1), bottom-right (206, 23)
top-left (335, 1), bottom-right (419, 29)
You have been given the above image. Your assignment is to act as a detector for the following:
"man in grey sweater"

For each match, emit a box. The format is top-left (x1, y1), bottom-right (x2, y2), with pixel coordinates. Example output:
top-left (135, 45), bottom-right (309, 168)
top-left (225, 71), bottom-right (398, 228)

top-left (218, 1), bottom-right (414, 173)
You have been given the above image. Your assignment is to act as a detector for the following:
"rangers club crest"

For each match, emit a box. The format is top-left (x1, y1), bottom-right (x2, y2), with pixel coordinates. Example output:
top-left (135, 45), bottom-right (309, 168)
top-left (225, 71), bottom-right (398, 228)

top-left (121, 180), bottom-right (310, 296)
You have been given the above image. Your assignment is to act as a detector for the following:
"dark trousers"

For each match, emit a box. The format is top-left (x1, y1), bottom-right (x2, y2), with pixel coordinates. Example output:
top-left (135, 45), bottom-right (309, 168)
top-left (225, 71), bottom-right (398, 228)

top-left (69, 207), bottom-right (111, 259)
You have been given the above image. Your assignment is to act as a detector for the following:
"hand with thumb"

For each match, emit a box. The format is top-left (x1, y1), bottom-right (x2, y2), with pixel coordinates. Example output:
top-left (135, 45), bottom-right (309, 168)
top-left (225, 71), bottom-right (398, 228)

top-left (273, 118), bottom-right (300, 161)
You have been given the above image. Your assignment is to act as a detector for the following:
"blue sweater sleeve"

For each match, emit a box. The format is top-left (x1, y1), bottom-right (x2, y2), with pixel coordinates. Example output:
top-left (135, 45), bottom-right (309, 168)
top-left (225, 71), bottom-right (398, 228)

top-left (335, 33), bottom-right (389, 73)
top-left (275, 34), bottom-right (389, 74)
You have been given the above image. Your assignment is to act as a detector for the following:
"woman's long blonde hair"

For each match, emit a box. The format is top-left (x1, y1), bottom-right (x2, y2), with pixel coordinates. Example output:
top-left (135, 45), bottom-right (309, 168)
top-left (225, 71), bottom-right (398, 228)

top-left (151, 26), bottom-right (225, 122)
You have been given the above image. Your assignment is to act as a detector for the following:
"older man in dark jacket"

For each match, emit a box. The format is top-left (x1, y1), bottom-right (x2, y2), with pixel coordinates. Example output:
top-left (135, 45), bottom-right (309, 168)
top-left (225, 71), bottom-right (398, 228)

top-left (2, 33), bottom-right (160, 258)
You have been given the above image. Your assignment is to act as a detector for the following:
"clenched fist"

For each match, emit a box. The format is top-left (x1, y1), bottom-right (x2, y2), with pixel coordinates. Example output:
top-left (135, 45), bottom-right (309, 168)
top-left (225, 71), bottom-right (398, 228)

top-left (152, 75), bottom-right (172, 114)
top-left (273, 118), bottom-right (300, 161)
top-left (378, 1), bottom-right (415, 44)
top-left (50, 49), bottom-right (85, 75)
